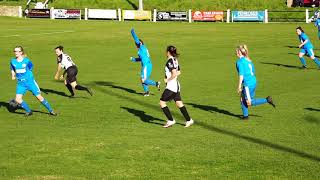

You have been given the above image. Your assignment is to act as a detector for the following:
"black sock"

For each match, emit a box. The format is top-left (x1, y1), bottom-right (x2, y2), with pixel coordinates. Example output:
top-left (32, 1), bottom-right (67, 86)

top-left (65, 84), bottom-right (74, 96)
top-left (161, 106), bottom-right (173, 121)
top-left (179, 106), bottom-right (191, 121)
top-left (75, 84), bottom-right (88, 91)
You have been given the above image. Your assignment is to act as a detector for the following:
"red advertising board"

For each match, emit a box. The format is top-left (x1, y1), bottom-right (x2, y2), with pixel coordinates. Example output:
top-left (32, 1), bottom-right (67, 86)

top-left (192, 11), bottom-right (224, 21)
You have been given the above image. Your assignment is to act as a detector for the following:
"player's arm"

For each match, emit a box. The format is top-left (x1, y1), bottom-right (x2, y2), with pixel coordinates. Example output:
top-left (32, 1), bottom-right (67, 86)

top-left (10, 62), bottom-right (16, 80)
top-left (130, 57), bottom-right (141, 62)
top-left (237, 62), bottom-right (244, 95)
top-left (299, 35), bottom-right (308, 48)
top-left (165, 69), bottom-right (178, 83)
top-left (54, 63), bottom-right (62, 80)
top-left (131, 28), bottom-right (140, 45)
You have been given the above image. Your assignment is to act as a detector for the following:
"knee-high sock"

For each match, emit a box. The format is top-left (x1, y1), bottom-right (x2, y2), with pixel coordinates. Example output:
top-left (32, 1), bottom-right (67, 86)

top-left (142, 83), bottom-right (149, 92)
top-left (313, 57), bottom-right (320, 67)
top-left (299, 57), bottom-right (307, 66)
top-left (241, 99), bottom-right (249, 117)
top-left (251, 98), bottom-right (268, 106)
top-left (162, 106), bottom-right (173, 121)
top-left (20, 101), bottom-right (31, 113)
top-left (179, 106), bottom-right (191, 121)
top-left (41, 99), bottom-right (53, 112)
top-left (75, 84), bottom-right (88, 91)
top-left (144, 79), bottom-right (156, 86)
top-left (66, 84), bottom-right (74, 95)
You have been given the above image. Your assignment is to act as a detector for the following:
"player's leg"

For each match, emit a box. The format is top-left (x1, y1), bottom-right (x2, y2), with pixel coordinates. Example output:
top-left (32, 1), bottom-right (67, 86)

top-left (298, 49), bottom-right (307, 68)
top-left (240, 87), bottom-right (249, 119)
top-left (308, 49), bottom-right (320, 68)
top-left (15, 84), bottom-right (32, 115)
top-left (247, 86), bottom-right (267, 106)
top-left (175, 97), bottom-right (194, 127)
top-left (68, 67), bottom-right (92, 96)
top-left (143, 64), bottom-right (158, 87)
top-left (160, 89), bottom-right (175, 127)
top-left (65, 80), bottom-right (74, 97)
top-left (140, 67), bottom-right (150, 96)
top-left (31, 80), bottom-right (56, 115)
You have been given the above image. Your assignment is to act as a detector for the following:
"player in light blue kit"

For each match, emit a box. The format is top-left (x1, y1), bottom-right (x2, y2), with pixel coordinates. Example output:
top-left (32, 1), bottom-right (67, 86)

top-left (235, 45), bottom-right (275, 119)
top-left (130, 28), bottom-right (160, 96)
top-left (10, 46), bottom-right (56, 116)
top-left (314, 11), bottom-right (320, 40)
top-left (296, 26), bottom-right (320, 69)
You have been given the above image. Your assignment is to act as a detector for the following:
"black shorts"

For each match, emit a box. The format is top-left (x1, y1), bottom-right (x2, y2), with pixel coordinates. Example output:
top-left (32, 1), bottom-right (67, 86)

top-left (66, 66), bottom-right (78, 84)
top-left (160, 89), bottom-right (182, 102)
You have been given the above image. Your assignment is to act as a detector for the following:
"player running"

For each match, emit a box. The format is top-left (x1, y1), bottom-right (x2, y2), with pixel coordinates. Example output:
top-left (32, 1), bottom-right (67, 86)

top-left (314, 12), bottom-right (320, 40)
top-left (130, 28), bottom-right (160, 96)
top-left (54, 46), bottom-right (92, 97)
top-left (235, 45), bottom-right (275, 119)
top-left (160, 45), bottom-right (194, 128)
top-left (10, 46), bottom-right (56, 116)
top-left (296, 26), bottom-right (320, 69)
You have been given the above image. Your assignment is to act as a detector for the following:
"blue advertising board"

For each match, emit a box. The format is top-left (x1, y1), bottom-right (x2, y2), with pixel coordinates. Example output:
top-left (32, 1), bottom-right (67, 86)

top-left (232, 11), bottom-right (265, 22)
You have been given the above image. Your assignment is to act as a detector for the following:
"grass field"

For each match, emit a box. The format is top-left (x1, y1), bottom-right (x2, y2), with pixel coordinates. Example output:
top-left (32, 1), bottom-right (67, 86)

top-left (0, 17), bottom-right (319, 179)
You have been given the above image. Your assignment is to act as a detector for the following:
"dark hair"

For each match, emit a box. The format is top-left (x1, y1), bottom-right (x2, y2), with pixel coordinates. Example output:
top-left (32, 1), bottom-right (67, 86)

top-left (136, 39), bottom-right (144, 48)
top-left (55, 45), bottom-right (64, 51)
top-left (15, 46), bottom-right (24, 53)
top-left (167, 45), bottom-right (179, 57)
top-left (296, 26), bottom-right (304, 33)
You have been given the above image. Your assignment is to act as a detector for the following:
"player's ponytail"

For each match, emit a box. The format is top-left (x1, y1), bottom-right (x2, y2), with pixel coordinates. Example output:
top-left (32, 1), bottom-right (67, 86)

top-left (167, 45), bottom-right (179, 57)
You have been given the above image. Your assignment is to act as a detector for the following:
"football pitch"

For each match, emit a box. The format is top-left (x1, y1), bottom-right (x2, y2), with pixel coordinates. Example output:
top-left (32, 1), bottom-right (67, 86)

top-left (0, 17), bottom-right (319, 179)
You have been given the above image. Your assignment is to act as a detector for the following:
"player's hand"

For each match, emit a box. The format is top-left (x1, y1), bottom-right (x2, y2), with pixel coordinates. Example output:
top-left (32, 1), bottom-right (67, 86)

top-left (237, 87), bottom-right (242, 95)
top-left (11, 76), bottom-right (16, 80)
top-left (54, 74), bottom-right (59, 80)
top-left (164, 78), bottom-right (168, 83)
top-left (59, 75), bottom-right (64, 80)
top-left (130, 57), bottom-right (135, 62)
top-left (299, 44), bottom-right (303, 48)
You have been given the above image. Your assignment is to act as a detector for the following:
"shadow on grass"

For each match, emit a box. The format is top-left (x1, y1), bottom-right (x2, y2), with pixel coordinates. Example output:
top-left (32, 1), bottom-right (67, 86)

top-left (90, 81), bottom-right (320, 162)
top-left (0, 101), bottom-right (50, 115)
top-left (260, 62), bottom-right (302, 69)
top-left (40, 88), bottom-right (69, 97)
top-left (305, 107), bottom-right (320, 112)
top-left (304, 115), bottom-right (320, 125)
top-left (121, 107), bottom-right (184, 126)
top-left (185, 103), bottom-right (261, 119)
top-left (125, 0), bottom-right (138, 10)
top-left (93, 81), bottom-right (142, 95)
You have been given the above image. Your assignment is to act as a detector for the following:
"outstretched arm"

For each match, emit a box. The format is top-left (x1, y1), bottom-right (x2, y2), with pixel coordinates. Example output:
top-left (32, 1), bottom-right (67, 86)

top-left (131, 28), bottom-right (140, 45)
top-left (54, 63), bottom-right (62, 80)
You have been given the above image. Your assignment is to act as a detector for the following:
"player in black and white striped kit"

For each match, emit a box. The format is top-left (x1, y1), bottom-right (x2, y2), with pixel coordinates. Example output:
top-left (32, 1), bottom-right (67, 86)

top-left (54, 46), bottom-right (92, 97)
top-left (160, 46), bottom-right (194, 128)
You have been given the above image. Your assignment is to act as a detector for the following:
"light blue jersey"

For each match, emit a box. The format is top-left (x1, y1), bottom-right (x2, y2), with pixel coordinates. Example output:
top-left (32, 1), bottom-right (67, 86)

top-left (131, 29), bottom-right (151, 66)
top-left (299, 32), bottom-right (313, 49)
top-left (10, 57), bottom-right (40, 96)
top-left (236, 57), bottom-right (256, 87)
top-left (315, 18), bottom-right (320, 31)
top-left (10, 57), bottom-right (34, 81)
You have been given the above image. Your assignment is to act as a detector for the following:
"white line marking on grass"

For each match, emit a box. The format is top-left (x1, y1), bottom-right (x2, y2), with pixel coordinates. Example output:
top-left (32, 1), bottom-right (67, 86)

top-left (0, 30), bottom-right (75, 38)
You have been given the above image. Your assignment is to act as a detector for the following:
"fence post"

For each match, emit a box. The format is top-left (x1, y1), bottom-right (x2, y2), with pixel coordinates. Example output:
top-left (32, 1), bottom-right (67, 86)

top-left (118, 8), bottom-right (122, 21)
top-left (188, 9), bottom-right (192, 23)
top-left (153, 9), bottom-right (157, 22)
top-left (227, 9), bottom-right (230, 23)
top-left (264, 9), bottom-right (268, 23)
top-left (306, 9), bottom-right (309, 23)
top-left (50, 7), bottom-right (54, 19)
top-left (18, 6), bottom-right (22, 18)
top-left (85, 8), bottom-right (88, 20)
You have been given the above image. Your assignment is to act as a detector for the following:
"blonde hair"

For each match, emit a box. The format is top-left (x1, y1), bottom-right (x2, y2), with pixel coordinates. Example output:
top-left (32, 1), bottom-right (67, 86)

top-left (236, 44), bottom-right (250, 59)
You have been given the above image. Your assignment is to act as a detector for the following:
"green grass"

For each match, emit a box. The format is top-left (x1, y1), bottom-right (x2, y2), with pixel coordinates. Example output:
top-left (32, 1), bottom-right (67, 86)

top-left (0, 0), bottom-right (301, 10)
top-left (0, 17), bottom-right (320, 179)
